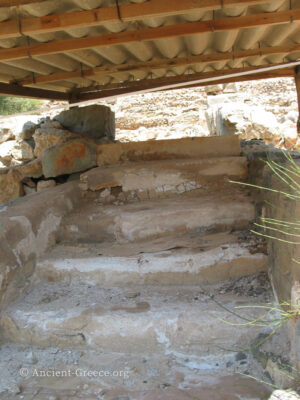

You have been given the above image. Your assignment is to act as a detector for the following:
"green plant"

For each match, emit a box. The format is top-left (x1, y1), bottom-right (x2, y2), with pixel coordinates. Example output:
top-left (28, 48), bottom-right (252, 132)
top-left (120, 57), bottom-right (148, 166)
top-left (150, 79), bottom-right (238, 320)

top-left (0, 96), bottom-right (43, 115)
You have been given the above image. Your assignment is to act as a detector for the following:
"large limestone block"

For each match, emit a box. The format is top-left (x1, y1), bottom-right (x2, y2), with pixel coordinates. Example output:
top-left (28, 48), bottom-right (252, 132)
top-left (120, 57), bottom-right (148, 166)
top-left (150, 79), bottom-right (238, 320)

top-left (42, 139), bottom-right (97, 178)
top-left (97, 135), bottom-right (241, 166)
top-left (54, 105), bottom-right (115, 142)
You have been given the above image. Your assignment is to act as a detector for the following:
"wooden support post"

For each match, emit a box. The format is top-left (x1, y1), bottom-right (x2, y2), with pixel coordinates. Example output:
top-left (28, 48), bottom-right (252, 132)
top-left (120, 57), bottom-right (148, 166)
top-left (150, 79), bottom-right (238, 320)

top-left (295, 67), bottom-right (300, 134)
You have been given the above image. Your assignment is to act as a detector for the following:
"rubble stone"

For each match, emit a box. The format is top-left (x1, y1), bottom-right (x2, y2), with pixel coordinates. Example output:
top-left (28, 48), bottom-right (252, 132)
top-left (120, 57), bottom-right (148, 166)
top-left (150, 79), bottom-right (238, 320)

top-left (37, 179), bottom-right (56, 192)
top-left (0, 169), bottom-right (23, 203)
top-left (20, 121), bottom-right (37, 140)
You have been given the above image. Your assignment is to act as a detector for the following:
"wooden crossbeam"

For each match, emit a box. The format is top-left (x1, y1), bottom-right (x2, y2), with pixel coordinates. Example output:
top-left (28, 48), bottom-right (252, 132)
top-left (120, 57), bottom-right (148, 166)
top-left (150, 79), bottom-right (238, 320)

top-left (15, 43), bottom-right (300, 86)
top-left (0, 8), bottom-right (299, 63)
top-left (0, 82), bottom-right (68, 100)
top-left (0, 0), bottom-right (281, 39)
top-left (71, 64), bottom-right (295, 102)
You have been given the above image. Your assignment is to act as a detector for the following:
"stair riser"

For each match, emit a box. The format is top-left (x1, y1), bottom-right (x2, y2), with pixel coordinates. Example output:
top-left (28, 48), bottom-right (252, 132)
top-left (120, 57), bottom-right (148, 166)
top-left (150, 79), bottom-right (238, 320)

top-left (97, 135), bottom-right (241, 166)
top-left (59, 201), bottom-right (255, 243)
top-left (0, 305), bottom-right (264, 355)
top-left (36, 252), bottom-right (267, 287)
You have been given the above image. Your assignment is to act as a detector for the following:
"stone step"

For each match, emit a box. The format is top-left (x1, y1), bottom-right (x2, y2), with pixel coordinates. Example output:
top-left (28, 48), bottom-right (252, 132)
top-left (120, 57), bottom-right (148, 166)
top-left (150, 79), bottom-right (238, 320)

top-left (58, 191), bottom-right (255, 243)
top-left (97, 135), bottom-right (241, 166)
top-left (0, 281), bottom-right (271, 355)
top-left (0, 343), bottom-right (271, 400)
top-left (79, 156), bottom-right (248, 203)
top-left (36, 232), bottom-right (267, 287)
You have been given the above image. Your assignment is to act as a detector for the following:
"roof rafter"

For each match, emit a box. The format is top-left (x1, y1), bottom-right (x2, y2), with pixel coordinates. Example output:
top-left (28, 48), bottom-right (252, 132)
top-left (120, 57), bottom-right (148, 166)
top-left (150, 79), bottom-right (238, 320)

top-left (15, 43), bottom-right (300, 86)
top-left (0, 8), bottom-right (299, 62)
top-left (0, 0), bottom-right (281, 39)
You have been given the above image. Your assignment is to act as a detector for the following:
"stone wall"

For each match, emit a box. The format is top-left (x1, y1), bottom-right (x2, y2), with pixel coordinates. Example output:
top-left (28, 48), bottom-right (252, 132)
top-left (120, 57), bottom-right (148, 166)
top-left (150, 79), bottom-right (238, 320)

top-left (0, 105), bottom-right (115, 205)
top-left (0, 181), bottom-right (81, 310)
top-left (245, 142), bottom-right (300, 369)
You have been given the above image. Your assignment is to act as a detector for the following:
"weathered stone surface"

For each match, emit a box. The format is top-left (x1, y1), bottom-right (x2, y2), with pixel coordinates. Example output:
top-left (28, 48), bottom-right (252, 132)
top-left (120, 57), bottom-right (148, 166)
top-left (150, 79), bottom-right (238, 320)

top-left (205, 84), bottom-right (223, 95)
top-left (0, 169), bottom-right (23, 203)
top-left (0, 159), bottom-right (43, 203)
top-left (0, 140), bottom-right (15, 165)
top-left (269, 390), bottom-right (300, 400)
top-left (42, 139), bottom-right (97, 178)
top-left (206, 102), bottom-right (281, 139)
top-left (36, 237), bottom-right (267, 287)
top-left (17, 159), bottom-right (43, 179)
top-left (54, 105), bottom-right (115, 142)
top-left (0, 343), bottom-right (272, 400)
top-left (0, 181), bottom-right (82, 310)
top-left (20, 121), bottom-right (37, 140)
top-left (58, 191), bottom-right (254, 243)
top-left (0, 115), bottom-right (40, 140)
top-left (10, 140), bottom-right (34, 161)
top-left (223, 82), bottom-right (237, 93)
top-left (0, 283), bottom-right (269, 354)
top-left (33, 125), bottom-right (78, 158)
top-left (37, 179), bottom-right (56, 192)
top-left (23, 182), bottom-right (36, 196)
top-left (0, 139), bottom-right (35, 167)
top-left (0, 128), bottom-right (14, 144)
top-left (80, 156), bottom-right (248, 203)
top-left (97, 135), bottom-right (241, 166)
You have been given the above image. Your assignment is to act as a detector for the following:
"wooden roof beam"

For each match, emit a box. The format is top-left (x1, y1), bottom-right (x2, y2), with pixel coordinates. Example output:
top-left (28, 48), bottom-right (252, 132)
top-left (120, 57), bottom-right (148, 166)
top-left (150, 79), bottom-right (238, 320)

top-left (0, 82), bottom-right (69, 100)
top-left (0, 0), bottom-right (282, 39)
top-left (15, 43), bottom-right (300, 86)
top-left (71, 64), bottom-right (295, 102)
top-left (0, 8), bottom-right (299, 62)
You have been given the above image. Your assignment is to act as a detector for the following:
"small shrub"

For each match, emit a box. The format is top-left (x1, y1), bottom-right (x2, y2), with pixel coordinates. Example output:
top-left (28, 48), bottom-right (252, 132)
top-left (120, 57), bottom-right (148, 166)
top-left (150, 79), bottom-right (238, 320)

top-left (0, 96), bottom-right (42, 115)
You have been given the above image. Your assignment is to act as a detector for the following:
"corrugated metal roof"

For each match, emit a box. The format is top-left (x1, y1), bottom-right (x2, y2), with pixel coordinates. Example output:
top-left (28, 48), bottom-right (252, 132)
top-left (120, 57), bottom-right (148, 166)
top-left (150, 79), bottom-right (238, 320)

top-left (0, 0), bottom-right (299, 96)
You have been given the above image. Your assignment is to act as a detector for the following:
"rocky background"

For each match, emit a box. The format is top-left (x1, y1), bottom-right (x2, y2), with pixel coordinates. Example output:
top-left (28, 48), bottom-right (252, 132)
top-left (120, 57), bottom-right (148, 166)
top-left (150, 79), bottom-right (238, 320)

top-left (0, 77), bottom-right (298, 204)
top-left (109, 78), bottom-right (298, 147)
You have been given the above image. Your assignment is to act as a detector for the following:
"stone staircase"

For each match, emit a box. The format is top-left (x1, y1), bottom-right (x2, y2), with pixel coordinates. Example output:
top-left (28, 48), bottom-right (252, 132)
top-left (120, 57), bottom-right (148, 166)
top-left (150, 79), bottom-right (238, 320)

top-left (0, 136), bottom-right (273, 399)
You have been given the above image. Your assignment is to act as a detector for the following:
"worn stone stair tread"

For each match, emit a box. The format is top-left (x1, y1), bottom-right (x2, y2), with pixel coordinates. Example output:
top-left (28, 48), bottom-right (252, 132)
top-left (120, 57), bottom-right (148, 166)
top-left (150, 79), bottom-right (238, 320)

top-left (0, 343), bottom-right (271, 400)
top-left (59, 190), bottom-right (255, 243)
top-left (45, 231), bottom-right (255, 257)
top-left (36, 231), bottom-right (267, 286)
top-left (80, 156), bottom-right (248, 192)
top-left (0, 282), bottom-right (271, 354)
